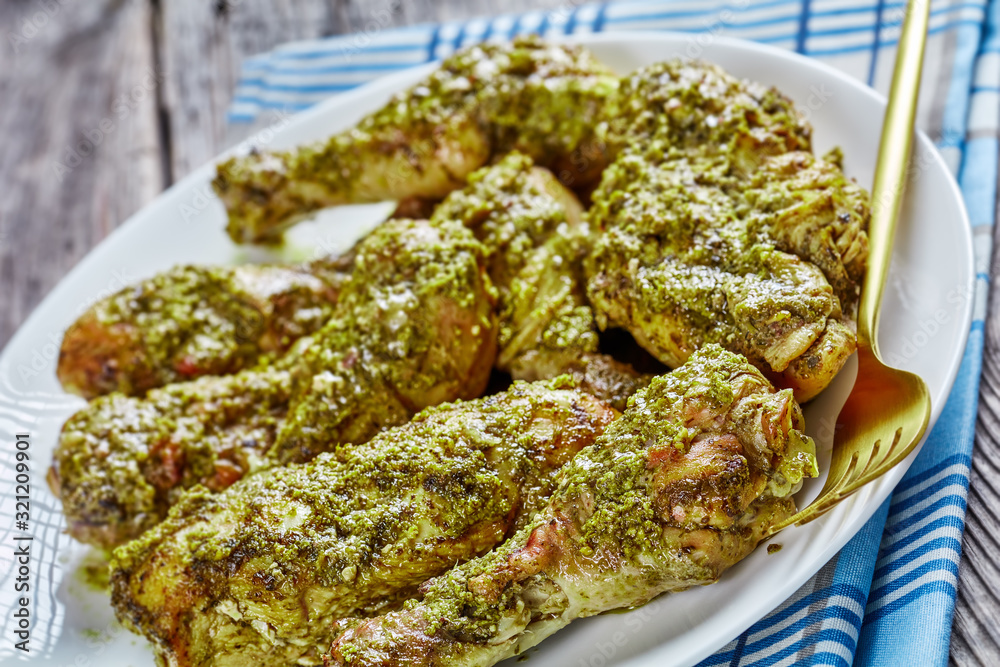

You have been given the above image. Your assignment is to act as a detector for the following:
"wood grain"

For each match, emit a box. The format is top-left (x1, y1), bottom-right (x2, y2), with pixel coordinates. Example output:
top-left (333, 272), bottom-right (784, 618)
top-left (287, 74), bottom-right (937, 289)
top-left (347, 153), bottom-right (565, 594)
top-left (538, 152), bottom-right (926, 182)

top-left (951, 221), bottom-right (1000, 666)
top-left (0, 0), bottom-right (164, 345)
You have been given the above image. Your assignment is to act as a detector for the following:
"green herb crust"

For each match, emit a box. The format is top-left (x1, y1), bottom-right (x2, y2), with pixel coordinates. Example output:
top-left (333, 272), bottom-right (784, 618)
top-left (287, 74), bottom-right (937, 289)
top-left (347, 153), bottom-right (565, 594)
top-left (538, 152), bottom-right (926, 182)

top-left (326, 346), bottom-right (817, 666)
top-left (110, 379), bottom-right (616, 667)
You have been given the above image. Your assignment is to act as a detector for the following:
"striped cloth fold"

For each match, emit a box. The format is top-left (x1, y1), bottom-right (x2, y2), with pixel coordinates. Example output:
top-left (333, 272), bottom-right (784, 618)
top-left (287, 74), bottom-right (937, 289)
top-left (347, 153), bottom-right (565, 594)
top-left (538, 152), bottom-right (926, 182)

top-left (227, 1), bottom-right (997, 664)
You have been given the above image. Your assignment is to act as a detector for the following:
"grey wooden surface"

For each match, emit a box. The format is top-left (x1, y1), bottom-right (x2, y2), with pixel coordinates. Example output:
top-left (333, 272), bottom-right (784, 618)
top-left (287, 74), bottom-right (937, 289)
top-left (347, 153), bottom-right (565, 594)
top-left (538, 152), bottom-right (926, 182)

top-left (0, 0), bottom-right (996, 664)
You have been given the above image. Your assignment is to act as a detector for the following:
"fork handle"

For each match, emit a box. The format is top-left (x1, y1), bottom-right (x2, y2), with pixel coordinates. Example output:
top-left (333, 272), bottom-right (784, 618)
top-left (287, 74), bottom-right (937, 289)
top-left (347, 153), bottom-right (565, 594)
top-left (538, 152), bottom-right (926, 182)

top-left (858, 0), bottom-right (931, 353)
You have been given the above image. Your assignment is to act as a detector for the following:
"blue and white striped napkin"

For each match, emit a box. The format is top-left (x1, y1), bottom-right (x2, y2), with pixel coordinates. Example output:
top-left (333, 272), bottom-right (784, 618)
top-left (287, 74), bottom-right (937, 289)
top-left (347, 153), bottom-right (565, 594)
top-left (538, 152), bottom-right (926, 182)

top-left (228, 1), bottom-right (998, 664)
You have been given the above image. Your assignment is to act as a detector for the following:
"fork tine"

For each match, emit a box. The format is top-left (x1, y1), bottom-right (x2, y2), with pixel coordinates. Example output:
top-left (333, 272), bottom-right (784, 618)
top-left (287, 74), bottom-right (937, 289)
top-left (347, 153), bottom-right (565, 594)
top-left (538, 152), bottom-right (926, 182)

top-left (769, 422), bottom-right (925, 535)
top-left (825, 451), bottom-right (858, 494)
top-left (840, 427), bottom-right (917, 498)
top-left (778, 477), bottom-right (865, 531)
top-left (857, 438), bottom-right (883, 478)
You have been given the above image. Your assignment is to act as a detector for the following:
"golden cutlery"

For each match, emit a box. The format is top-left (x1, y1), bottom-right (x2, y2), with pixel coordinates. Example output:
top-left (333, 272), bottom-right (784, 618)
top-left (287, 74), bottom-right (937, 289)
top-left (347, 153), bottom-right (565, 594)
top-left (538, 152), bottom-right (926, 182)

top-left (768, 0), bottom-right (933, 532)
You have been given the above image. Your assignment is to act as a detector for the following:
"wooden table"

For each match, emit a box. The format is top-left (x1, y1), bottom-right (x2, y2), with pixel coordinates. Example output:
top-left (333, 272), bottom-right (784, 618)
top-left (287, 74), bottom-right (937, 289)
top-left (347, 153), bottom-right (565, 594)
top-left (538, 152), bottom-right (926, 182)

top-left (0, 1), bottom-right (996, 663)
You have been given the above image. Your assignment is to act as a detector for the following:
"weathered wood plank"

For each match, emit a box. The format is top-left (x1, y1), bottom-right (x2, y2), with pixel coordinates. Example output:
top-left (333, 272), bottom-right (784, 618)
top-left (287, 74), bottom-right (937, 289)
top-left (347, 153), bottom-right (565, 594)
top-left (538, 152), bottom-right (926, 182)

top-left (0, 0), bottom-right (164, 347)
top-left (951, 220), bottom-right (1000, 665)
top-left (156, 0), bottom-right (341, 181)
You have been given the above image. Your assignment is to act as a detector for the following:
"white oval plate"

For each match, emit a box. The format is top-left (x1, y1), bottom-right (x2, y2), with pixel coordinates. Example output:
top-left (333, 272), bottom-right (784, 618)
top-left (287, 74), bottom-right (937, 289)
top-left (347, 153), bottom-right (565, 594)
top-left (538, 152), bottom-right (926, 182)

top-left (0, 32), bottom-right (973, 667)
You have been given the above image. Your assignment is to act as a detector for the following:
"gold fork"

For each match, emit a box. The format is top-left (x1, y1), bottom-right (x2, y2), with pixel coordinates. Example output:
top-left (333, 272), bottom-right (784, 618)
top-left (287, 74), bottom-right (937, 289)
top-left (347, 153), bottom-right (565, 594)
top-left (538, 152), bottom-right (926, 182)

top-left (768, 0), bottom-right (932, 533)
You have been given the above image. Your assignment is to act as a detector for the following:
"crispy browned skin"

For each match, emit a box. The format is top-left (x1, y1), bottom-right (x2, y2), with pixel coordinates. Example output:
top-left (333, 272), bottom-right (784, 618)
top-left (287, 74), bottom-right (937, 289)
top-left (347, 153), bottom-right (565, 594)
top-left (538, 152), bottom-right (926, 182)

top-left (50, 217), bottom-right (497, 549)
top-left (110, 380), bottom-right (616, 667)
top-left (324, 346), bottom-right (817, 666)
top-left (57, 255), bottom-right (353, 399)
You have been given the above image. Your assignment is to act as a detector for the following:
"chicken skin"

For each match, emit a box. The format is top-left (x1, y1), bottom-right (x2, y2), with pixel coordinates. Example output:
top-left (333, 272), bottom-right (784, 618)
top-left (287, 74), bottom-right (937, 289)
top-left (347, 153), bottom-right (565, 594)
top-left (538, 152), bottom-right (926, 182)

top-left (50, 216), bottom-right (496, 549)
top-left (325, 346), bottom-right (817, 666)
top-left (267, 216), bottom-right (497, 465)
top-left (214, 36), bottom-right (617, 243)
top-left (49, 367), bottom-right (294, 549)
top-left (431, 152), bottom-right (649, 409)
top-left (57, 255), bottom-right (353, 399)
top-left (110, 379), bottom-right (617, 667)
top-left (586, 61), bottom-right (868, 401)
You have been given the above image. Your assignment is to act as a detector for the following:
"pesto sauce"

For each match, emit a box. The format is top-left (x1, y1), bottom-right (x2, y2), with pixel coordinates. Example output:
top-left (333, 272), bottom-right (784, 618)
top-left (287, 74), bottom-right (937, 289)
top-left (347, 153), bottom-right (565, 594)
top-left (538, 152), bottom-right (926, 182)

top-left (110, 379), bottom-right (614, 659)
top-left (344, 347), bottom-right (818, 657)
top-left (78, 263), bottom-right (338, 395)
top-left (606, 59), bottom-right (811, 157)
top-left (279, 36), bottom-right (617, 200)
top-left (432, 152), bottom-right (599, 366)
top-left (55, 367), bottom-right (294, 547)
top-left (76, 549), bottom-right (113, 592)
top-left (586, 60), bottom-right (868, 380)
top-left (270, 217), bottom-right (496, 463)
top-left (557, 345), bottom-right (745, 557)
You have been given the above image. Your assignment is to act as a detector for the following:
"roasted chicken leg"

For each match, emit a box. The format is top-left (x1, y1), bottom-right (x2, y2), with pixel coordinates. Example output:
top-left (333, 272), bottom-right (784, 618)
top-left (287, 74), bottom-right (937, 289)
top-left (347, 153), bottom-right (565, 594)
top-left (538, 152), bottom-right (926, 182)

top-left (432, 152), bottom-right (649, 409)
top-left (50, 216), bottom-right (496, 548)
top-left (110, 379), bottom-right (617, 667)
top-left (57, 255), bottom-right (353, 398)
top-left (586, 61), bottom-right (868, 401)
top-left (214, 36), bottom-right (617, 243)
top-left (325, 345), bottom-right (817, 666)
